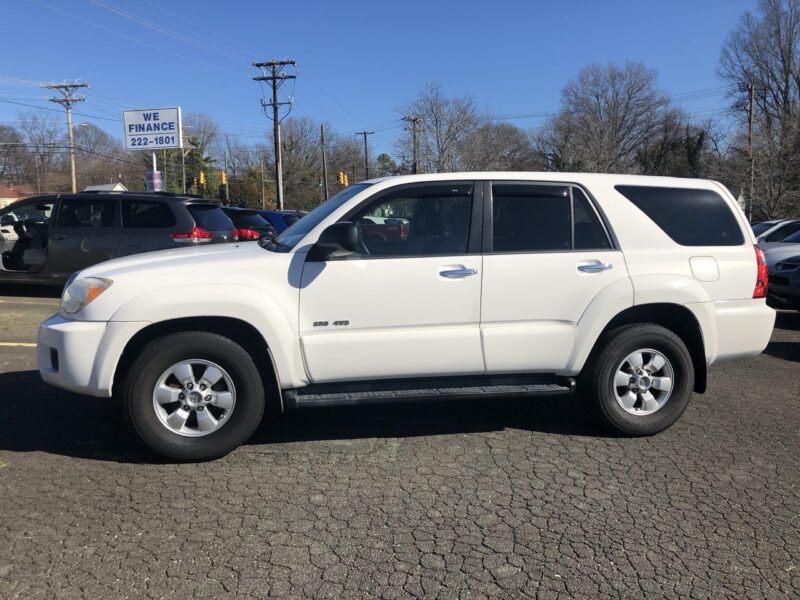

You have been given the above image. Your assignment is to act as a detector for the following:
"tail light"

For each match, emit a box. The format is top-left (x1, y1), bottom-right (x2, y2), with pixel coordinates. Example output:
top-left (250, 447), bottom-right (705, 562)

top-left (170, 226), bottom-right (213, 243)
top-left (235, 228), bottom-right (261, 240)
top-left (753, 244), bottom-right (768, 298)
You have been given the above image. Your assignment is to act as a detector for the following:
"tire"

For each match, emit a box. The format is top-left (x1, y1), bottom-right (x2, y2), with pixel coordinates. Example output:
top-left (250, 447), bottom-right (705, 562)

top-left (580, 324), bottom-right (694, 436)
top-left (122, 332), bottom-right (265, 460)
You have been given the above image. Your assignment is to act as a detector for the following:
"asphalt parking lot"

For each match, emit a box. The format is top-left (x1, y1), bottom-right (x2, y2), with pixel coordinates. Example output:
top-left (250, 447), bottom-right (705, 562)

top-left (0, 288), bottom-right (798, 600)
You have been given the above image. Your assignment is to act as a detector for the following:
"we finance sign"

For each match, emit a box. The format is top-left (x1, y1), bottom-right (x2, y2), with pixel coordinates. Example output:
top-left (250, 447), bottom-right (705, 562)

top-left (122, 107), bottom-right (183, 150)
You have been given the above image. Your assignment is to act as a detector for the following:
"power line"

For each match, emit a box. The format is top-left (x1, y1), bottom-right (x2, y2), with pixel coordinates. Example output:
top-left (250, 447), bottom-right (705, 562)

top-left (87, 0), bottom-right (252, 64)
top-left (27, 0), bottom-right (250, 78)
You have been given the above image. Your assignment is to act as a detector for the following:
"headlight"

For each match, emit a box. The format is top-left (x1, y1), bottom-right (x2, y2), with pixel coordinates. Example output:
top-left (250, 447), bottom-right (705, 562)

top-left (61, 277), bottom-right (113, 314)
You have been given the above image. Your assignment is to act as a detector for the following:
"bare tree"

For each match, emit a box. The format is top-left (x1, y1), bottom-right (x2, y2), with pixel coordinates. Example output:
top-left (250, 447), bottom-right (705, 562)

top-left (0, 125), bottom-right (30, 184)
top-left (398, 82), bottom-right (479, 172)
top-left (720, 0), bottom-right (800, 217)
top-left (72, 124), bottom-right (127, 186)
top-left (19, 111), bottom-right (65, 189)
top-left (535, 62), bottom-right (670, 173)
top-left (459, 121), bottom-right (540, 171)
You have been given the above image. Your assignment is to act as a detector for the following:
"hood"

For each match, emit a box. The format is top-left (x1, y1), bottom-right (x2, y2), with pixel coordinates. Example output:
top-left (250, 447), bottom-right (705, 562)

top-left (80, 242), bottom-right (268, 280)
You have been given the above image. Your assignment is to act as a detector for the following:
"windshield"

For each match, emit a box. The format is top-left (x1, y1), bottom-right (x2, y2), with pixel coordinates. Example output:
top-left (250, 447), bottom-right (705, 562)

top-left (752, 222), bottom-right (774, 236)
top-left (780, 230), bottom-right (800, 244)
top-left (188, 205), bottom-right (234, 231)
top-left (270, 183), bottom-right (372, 250)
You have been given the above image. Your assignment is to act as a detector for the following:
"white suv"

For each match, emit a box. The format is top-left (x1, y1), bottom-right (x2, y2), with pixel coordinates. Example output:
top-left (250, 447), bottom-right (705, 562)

top-left (37, 173), bottom-right (776, 460)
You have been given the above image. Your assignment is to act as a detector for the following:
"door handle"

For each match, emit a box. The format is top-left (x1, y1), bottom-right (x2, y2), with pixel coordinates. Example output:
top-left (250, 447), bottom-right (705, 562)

top-left (439, 267), bottom-right (478, 278)
top-left (577, 261), bottom-right (613, 273)
top-left (52, 234), bottom-right (66, 241)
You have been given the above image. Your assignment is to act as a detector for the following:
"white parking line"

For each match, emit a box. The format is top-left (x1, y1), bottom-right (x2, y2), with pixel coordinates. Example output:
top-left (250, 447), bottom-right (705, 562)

top-left (0, 342), bottom-right (36, 347)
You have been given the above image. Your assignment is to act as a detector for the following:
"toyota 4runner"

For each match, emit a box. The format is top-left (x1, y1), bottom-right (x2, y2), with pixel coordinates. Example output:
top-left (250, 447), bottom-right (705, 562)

top-left (37, 173), bottom-right (776, 460)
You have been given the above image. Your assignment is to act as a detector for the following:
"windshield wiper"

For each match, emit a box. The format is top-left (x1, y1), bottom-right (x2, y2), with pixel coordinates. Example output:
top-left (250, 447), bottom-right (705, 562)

top-left (258, 236), bottom-right (287, 252)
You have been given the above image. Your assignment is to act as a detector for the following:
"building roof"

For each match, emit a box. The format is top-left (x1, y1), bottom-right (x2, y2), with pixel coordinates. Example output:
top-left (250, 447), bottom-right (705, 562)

top-left (83, 183), bottom-right (128, 192)
top-left (0, 183), bottom-right (37, 200)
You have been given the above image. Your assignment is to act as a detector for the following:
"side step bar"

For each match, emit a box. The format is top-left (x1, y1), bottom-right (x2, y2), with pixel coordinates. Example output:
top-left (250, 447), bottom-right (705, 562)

top-left (284, 375), bottom-right (575, 409)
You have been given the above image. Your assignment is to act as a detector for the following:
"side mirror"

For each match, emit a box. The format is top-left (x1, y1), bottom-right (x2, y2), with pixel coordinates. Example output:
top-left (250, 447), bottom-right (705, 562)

top-left (757, 236), bottom-right (766, 245)
top-left (310, 222), bottom-right (358, 260)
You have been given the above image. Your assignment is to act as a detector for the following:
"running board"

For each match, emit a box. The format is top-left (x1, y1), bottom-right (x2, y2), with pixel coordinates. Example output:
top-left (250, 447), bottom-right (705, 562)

top-left (284, 375), bottom-right (575, 409)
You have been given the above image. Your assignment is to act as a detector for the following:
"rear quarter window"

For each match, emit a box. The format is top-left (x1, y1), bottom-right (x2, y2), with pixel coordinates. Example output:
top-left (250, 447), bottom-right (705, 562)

top-left (187, 205), bottom-right (234, 231)
top-left (615, 185), bottom-right (745, 246)
top-left (123, 200), bottom-right (176, 228)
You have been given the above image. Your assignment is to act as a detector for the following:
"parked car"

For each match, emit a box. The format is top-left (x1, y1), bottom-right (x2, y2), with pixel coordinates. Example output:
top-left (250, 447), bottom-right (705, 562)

top-left (221, 207), bottom-right (277, 241)
top-left (752, 218), bottom-right (800, 246)
top-left (258, 209), bottom-right (305, 233)
top-left (766, 253), bottom-right (800, 310)
top-left (0, 191), bottom-right (236, 285)
top-left (763, 227), bottom-right (800, 264)
top-left (38, 173), bottom-right (775, 460)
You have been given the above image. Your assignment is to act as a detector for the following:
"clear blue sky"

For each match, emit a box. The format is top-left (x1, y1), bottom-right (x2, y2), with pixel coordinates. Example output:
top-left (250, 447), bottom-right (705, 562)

top-left (3, 0), bottom-right (757, 157)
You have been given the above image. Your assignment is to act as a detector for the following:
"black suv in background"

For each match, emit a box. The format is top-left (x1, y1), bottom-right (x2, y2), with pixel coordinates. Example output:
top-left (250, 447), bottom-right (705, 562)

top-left (0, 191), bottom-right (235, 286)
top-left (221, 206), bottom-right (277, 241)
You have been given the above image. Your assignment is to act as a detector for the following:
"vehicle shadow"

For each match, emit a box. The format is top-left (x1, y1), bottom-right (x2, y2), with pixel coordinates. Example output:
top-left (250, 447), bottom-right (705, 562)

top-left (763, 341), bottom-right (800, 362)
top-left (0, 369), bottom-right (602, 463)
top-left (0, 284), bottom-right (62, 298)
top-left (774, 310), bottom-right (800, 331)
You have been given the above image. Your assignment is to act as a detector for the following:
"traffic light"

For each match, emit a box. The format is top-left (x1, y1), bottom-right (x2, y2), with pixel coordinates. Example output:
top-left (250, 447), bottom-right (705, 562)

top-left (193, 177), bottom-right (198, 189)
top-left (221, 170), bottom-right (228, 186)
top-left (199, 171), bottom-right (206, 188)
top-left (343, 173), bottom-right (349, 187)
top-left (337, 171), bottom-right (344, 185)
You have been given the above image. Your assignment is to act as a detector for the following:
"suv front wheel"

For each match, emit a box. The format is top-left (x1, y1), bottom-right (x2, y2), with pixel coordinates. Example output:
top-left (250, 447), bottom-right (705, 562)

top-left (122, 332), bottom-right (265, 460)
top-left (581, 324), bottom-right (694, 436)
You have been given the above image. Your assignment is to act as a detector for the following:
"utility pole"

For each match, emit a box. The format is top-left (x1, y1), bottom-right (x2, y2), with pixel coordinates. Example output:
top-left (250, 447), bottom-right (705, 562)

top-left (44, 81), bottom-right (88, 193)
top-left (747, 81), bottom-right (755, 222)
top-left (253, 59), bottom-right (297, 210)
top-left (320, 124), bottom-right (329, 202)
top-left (402, 115), bottom-right (422, 174)
top-left (355, 130), bottom-right (374, 179)
top-left (224, 149), bottom-right (230, 202)
top-left (260, 159), bottom-right (266, 210)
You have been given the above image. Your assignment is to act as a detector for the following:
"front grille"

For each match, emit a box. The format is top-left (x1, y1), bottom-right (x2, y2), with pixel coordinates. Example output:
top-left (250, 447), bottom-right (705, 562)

top-left (771, 275), bottom-right (790, 286)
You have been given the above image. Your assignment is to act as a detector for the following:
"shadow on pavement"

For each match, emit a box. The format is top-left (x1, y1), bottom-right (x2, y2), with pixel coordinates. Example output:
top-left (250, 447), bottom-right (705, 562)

top-left (774, 310), bottom-right (800, 331)
top-left (0, 369), bottom-right (600, 463)
top-left (763, 341), bottom-right (800, 363)
top-left (0, 284), bottom-right (62, 298)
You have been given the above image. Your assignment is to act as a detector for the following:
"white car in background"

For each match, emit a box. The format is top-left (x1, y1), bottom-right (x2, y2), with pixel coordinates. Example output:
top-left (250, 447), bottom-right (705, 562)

top-left (37, 173), bottom-right (775, 460)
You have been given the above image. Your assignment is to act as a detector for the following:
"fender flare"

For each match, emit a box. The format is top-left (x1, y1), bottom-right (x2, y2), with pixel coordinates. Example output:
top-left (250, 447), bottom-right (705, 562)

top-left (108, 283), bottom-right (307, 389)
top-left (565, 274), bottom-right (714, 375)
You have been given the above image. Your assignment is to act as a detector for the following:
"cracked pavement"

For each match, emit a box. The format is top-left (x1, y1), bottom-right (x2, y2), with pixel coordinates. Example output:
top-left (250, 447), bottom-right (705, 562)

top-left (0, 288), bottom-right (798, 599)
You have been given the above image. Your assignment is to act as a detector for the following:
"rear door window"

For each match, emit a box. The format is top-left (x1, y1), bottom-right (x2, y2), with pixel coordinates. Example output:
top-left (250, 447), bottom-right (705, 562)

top-left (615, 185), bottom-right (744, 246)
top-left (492, 184), bottom-right (571, 252)
top-left (122, 200), bottom-right (176, 228)
top-left (57, 197), bottom-right (118, 228)
top-left (187, 205), bottom-right (233, 231)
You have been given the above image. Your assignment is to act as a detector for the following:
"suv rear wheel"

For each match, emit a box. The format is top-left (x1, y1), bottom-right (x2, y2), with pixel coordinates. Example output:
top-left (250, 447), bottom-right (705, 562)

top-left (122, 332), bottom-right (265, 460)
top-left (581, 324), bottom-right (694, 435)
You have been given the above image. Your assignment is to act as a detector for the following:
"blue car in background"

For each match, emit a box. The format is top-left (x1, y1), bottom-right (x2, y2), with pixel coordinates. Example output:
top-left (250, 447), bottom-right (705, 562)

top-left (257, 210), bottom-right (306, 233)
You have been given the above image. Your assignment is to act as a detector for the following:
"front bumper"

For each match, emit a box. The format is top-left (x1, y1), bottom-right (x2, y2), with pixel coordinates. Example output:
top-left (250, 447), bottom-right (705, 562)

top-left (37, 314), bottom-right (147, 397)
top-left (767, 272), bottom-right (800, 307)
